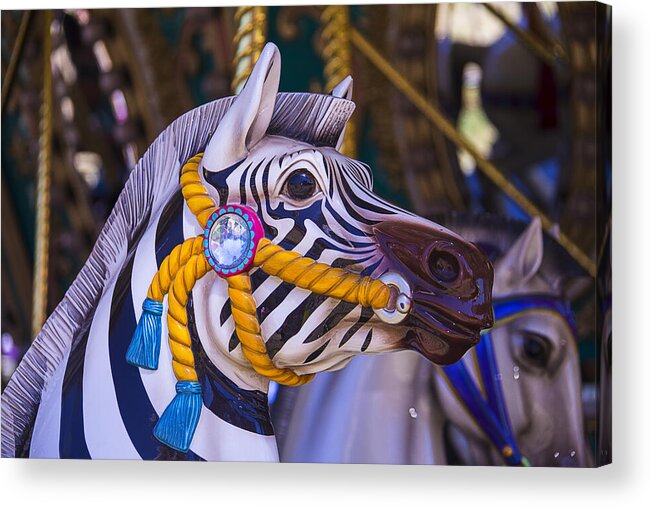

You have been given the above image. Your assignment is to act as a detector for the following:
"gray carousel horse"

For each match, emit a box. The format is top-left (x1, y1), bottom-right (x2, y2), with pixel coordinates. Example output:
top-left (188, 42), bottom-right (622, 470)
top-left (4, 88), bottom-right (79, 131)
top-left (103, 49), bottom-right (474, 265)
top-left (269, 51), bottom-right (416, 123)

top-left (274, 214), bottom-right (592, 466)
top-left (1, 43), bottom-right (494, 460)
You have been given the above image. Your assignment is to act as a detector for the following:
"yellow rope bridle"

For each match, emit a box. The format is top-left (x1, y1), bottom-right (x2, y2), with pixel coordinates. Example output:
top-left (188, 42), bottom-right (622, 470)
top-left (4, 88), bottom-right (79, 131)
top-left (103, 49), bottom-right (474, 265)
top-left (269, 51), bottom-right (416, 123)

top-left (127, 152), bottom-right (398, 452)
top-left (173, 152), bottom-right (392, 385)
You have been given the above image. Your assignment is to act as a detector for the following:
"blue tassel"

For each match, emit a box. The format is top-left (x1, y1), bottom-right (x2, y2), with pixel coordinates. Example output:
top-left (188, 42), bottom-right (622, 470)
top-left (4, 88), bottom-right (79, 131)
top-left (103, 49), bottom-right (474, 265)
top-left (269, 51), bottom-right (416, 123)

top-left (125, 298), bottom-right (163, 370)
top-left (153, 381), bottom-right (203, 453)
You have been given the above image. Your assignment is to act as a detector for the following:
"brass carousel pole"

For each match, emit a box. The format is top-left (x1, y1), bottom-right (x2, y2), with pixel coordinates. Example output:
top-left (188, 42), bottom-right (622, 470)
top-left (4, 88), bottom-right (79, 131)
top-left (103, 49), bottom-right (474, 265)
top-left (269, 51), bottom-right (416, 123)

top-left (350, 28), bottom-right (596, 277)
top-left (481, 3), bottom-right (566, 65)
top-left (31, 10), bottom-right (54, 338)
top-left (231, 6), bottom-right (267, 93)
top-left (1, 11), bottom-right (32, 114)
top-left (321, 5), bottom-right (356, 158)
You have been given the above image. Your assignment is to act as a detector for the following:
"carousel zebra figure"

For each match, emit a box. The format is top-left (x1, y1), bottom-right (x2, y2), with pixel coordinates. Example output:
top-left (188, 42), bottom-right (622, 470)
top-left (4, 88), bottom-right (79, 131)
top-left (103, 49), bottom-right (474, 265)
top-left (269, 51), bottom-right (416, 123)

top-left (1, 43), bottom-right (493, 461)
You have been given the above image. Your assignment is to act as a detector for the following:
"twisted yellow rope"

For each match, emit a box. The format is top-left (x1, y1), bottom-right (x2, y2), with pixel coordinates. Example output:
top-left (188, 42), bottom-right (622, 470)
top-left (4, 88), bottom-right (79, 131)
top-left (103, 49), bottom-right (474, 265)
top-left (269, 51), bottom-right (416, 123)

top-left (150, 153), bottom-right (394, 386)
top-left (147, 236), bottom-right (204, 301)
top-left (253, 238), bottom-right (390, 310)
top-left (228, 274), bottom-right (314, 385)
top-left (179, 153), bottom-right (391, 310)
top-left (180, 153), bottom-right (215, 228)
top-left (144, 232), bottom-right (314, 385)
top-left (150, 234), bottom-right (389, 386)
top-left (166, 253), bottom-right (211, 382)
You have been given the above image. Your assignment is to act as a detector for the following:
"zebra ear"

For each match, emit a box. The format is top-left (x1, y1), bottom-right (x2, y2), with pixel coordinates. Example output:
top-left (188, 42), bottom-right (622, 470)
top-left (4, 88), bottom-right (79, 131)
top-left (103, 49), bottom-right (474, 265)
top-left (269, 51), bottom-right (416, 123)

top-left (495, 217), bottom-right (544, 289)
top-left (331, 75), bottom-right (353, 100)
top-left (203, 43), bottom-right (281, 171)
top-left (331, 76), bottom-right (353, 152)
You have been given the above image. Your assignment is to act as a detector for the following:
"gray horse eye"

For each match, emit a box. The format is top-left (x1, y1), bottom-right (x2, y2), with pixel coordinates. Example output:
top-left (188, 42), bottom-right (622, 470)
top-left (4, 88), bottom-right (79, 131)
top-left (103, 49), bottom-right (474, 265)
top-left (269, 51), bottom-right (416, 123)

top-left (515, 331), bottom-right (552, 369)
top-left (283, 169), bottom-right (318, 201)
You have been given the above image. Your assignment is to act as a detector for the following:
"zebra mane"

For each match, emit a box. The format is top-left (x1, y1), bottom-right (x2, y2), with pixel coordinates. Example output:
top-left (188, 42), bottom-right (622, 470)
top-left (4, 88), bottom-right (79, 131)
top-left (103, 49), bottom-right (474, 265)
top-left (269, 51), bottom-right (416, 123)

top-left (1, 92), bottom-right (354, 457)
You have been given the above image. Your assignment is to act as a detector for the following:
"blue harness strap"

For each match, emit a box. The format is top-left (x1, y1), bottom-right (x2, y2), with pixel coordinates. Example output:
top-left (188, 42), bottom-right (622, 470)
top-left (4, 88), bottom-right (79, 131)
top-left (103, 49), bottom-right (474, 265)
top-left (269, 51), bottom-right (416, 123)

top-left (442, 294), bottom-right (576, 466)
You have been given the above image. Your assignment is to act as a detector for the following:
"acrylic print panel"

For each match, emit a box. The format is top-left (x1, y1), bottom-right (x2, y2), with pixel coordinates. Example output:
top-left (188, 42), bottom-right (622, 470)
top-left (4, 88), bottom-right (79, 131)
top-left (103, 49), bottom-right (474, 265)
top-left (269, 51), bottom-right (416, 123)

top-left (1, 3), bottom-right (611, 466)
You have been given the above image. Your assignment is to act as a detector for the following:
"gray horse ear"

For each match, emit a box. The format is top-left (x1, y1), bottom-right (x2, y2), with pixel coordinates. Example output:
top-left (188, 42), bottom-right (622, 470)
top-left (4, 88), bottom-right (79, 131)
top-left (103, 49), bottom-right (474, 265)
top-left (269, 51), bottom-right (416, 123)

top-left (203, 42), bottom-right (281, 171)
top-left (497, 217), bottom-right (544, 288)
top-left (330, 76), bottom-right (353, 152)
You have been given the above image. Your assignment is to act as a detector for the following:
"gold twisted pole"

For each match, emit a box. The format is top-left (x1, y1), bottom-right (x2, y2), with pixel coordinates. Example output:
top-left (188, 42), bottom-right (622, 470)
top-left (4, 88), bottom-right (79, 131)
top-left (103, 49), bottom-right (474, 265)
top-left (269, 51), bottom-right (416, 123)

top-left (31, 10), bottom-right (54, 338)
top-left (350, 28), bottom-right (596, 278)
top-left (321, 5), bottom-right (356, 158)
top-left (231, 6), bottom-right (267, 94)
top-left (1, 10), bottom-right (32, 114)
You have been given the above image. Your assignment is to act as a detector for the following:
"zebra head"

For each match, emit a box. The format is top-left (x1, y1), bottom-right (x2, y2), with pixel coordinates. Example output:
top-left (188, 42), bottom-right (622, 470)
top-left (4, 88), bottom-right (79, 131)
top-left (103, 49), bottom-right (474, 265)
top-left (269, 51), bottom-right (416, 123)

top-left (190, 43), bottom-right (493, 388)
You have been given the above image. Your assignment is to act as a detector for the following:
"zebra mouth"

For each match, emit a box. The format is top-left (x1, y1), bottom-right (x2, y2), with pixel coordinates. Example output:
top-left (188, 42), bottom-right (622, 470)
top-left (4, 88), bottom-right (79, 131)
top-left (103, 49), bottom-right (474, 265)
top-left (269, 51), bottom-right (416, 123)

top-left (403, 303), bottom-right (482, 365)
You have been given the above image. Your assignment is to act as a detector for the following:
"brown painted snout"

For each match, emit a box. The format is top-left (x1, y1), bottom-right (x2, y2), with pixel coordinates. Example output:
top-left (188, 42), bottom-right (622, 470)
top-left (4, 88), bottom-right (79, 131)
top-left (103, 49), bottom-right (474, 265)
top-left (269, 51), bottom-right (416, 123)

top-left (374, 220), bottom-right (494, 364)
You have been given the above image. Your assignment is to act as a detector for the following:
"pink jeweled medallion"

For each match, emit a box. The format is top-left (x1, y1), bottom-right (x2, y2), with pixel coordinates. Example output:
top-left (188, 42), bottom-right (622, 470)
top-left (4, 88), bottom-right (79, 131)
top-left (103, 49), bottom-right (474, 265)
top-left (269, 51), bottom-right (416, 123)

top-left (202, 204), bottom-right (264, 277)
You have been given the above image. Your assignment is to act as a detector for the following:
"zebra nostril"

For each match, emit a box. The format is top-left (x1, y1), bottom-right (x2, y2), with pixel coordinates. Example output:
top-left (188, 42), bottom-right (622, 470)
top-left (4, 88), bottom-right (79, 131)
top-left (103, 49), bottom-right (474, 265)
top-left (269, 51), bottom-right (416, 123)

top-left (428, 250), bottom-right (460, 283)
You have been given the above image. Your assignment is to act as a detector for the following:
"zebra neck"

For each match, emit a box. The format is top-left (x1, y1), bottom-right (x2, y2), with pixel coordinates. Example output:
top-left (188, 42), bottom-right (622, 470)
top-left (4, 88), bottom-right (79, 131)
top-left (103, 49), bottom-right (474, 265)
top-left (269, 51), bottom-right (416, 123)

top-left (187, 294), bottom-right (274, 436)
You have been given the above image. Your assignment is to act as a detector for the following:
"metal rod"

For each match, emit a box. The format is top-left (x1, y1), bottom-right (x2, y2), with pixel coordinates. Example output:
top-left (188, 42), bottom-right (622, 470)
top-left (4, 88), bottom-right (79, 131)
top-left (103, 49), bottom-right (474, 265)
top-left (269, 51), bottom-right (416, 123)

top-left (482, 3), bottom-right (566, 66)
top-left (31, 10), bottom-right (54, 338)
top-left (350, 28), bottom-right (596, 277)
top-left (1, 10), bottom-right (32, 114)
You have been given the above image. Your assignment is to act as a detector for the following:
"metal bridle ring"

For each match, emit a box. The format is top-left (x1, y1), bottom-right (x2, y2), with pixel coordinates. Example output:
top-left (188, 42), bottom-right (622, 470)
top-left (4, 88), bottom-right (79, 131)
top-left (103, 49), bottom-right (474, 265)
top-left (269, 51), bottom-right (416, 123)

top-left (373, 271), bottom-right (412, 324)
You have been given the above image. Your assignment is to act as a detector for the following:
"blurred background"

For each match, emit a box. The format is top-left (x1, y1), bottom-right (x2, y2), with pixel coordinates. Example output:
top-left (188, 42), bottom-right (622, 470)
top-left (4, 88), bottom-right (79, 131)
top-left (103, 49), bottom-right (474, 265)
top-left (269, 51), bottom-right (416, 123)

top-left (1, 3), bottom-right (610, 463)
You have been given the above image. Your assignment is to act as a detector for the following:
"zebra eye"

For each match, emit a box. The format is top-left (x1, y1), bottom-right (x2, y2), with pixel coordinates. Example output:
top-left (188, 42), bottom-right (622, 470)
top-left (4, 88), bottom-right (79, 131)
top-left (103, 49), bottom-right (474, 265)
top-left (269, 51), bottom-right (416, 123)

top-left (282, 169), bottom-right (319, 201)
